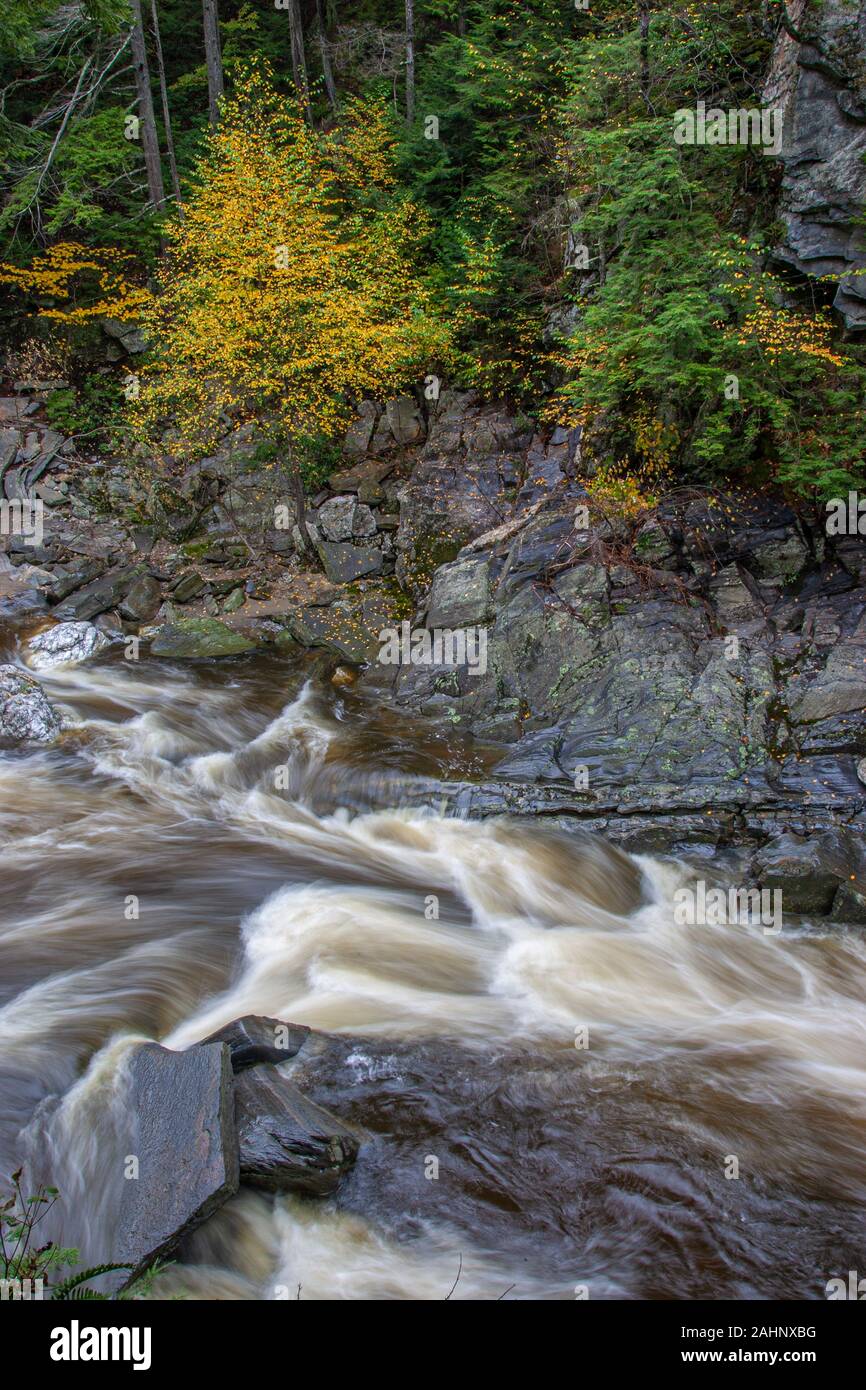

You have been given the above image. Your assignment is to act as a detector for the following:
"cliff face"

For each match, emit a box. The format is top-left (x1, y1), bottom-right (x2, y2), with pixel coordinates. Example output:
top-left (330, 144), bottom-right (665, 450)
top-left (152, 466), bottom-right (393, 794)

top-left (765, 0), bottom-right (866, 331)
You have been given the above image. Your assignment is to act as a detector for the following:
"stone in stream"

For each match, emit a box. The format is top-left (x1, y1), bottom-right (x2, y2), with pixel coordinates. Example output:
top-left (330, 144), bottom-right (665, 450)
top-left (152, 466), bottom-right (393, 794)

top-left (233, 1065), bottom-right (359, 1196)
top-left (150, 618), bottom-right (256, 659)
top-left (0, 665), bottom-right (62, 742)
top-left (115, 1042), bottom-right (238, 1287)
top-left (316, 540), bottom-right (383, 584)
top-left (27, 620), bottom-right (111, 670)
top-left (201, 1015), bottom-right (358, 1195)
top-left (202, 1014), bottom-right (311, 1072)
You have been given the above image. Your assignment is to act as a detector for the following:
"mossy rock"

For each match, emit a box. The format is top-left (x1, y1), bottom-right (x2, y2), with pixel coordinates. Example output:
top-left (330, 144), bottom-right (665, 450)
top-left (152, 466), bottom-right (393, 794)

top-left (150, 619), bottom-right (256, 659)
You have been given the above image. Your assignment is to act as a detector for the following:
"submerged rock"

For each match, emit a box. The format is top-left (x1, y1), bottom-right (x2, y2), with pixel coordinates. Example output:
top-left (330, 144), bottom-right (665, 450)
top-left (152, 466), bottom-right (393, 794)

top-left (27, 620), bottom-right (111, 670)
top-left (150, 618), bottom-right (256, 659)
top-left (0, 665), bottom-right (62, 742)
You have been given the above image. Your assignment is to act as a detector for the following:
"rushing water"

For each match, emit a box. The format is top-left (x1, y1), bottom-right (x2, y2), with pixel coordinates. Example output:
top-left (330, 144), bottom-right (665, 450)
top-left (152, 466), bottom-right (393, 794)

top-left (1, 620), bottom-right (865, 1300)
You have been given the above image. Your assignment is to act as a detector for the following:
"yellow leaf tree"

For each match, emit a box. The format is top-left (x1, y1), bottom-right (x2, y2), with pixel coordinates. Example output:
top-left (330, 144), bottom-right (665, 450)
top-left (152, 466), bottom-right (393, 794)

top-left (135, 65), bottom-right (451, 524)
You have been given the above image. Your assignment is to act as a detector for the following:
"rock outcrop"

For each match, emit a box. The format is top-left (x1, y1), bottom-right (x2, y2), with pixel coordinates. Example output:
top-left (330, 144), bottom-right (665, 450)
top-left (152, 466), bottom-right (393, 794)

top-left (765, 0), bottom-right (866, 330)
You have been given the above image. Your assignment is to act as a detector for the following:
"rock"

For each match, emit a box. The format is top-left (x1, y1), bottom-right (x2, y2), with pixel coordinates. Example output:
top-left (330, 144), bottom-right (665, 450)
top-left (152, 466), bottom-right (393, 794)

top-left (0, 665), bottom-right (62, 742)
top-left (0, 590), bottom-right (49, 621)
top-left (202, 1015), bottom-right (311, 1072)
top-left (385, 394), bottom-right (426, 446)
top-left (317, 495), bottom-right (357, 542)
top-left (858, 757), bottom-right (866, 786)
top-left (342, 400), bottom-right (378, 457)
top-left (351, 503), bottom-right (377, 539)
top-left (150, 618), bottom-right (256, 659)
top-left (115, 1041), bottom-right (238, 1286)
top-left (764, 0), bottom-right (866, 329)
top-left (317, 540), bottom-right (383, 584)
top-left (831, 881), bottom-right (866, 924)
top-left (170, 571), bottom-right (207, 604)
top-left (119, 573), bottom-right (162, 623)
top-left (27, 621), bottom-right (111, 670)
top-left (750, 832), bottom-right (851, 916)
top-left (101, 317), bottom-right (146, 355)
top-left (425, 555), bottom-right (492, 629)
top-left (53, 565), bottom-right (143, 621)
top-left (327, 457), bottom-right (395, 495)
top-left (221, 587), bottom-right (246, 614)
top-left (233, 1064), bottom-right (359, 1196)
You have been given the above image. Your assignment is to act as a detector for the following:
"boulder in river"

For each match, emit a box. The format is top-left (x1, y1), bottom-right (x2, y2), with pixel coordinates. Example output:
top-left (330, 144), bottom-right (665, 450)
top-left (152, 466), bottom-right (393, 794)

top-left (0, 664), bottom-right (62, 742)
top-left (115, 1041), bottom-right (238, 1287)
top-left (27, 620), bottom-right (111, 670)
top-left (150, 618), bottom-right (256, 659)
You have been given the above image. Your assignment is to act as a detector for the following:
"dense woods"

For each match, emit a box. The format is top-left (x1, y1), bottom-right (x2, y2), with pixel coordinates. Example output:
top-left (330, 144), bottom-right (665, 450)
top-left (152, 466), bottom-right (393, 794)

top-left (0, 1), bottom-right (863, 498)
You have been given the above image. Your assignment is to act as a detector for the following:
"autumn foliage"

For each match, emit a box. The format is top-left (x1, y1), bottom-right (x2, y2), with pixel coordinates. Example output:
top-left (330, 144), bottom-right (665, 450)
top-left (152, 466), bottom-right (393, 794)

top-left (133, 67), bottom-right (451, 476)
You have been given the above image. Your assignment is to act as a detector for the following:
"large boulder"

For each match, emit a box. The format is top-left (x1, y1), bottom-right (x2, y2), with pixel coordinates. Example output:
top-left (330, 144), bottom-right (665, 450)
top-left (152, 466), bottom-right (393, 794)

top-left (27, 620), bottom-right (111, 670)
top-left (150, 618), bottom-right (256, 659)
top-left (115, 1042), bottom-right (238, 1286)
top-left (0, 665), bottom-right (62, 742)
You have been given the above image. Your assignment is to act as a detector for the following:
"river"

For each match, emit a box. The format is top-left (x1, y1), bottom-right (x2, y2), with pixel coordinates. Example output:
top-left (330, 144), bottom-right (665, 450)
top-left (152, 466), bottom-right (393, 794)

top-left (1, 626), bottom-right (864, 1299)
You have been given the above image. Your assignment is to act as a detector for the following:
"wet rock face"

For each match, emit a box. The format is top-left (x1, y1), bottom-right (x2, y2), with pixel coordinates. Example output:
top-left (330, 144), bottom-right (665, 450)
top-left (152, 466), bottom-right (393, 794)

top-left (380, 488), bottom-right (866, 872)
top-left (765, 0), bottom-right (866, 330)
top-left (116, 1042), bottom-right (239, 1287)
top-left (0, 665), bottom-right (62, 742)
top-left (27, 620), bottom-right (111, 670)
top-left (234, 1066), bottom-right (359, 1195)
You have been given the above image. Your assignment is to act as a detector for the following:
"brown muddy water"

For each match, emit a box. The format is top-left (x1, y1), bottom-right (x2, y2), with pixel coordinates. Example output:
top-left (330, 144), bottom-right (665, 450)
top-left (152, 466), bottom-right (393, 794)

top-left (1, 625), bottom-right (865, 1300)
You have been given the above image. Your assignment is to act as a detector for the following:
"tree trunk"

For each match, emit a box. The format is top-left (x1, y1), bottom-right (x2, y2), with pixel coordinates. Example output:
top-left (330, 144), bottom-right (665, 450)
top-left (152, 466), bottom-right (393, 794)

top-left (405, 0), bottom-right (415, 124)
top-left (288, 0), bottom-right (312, 121)
top-left (638, 3), bottom-right (652, 112)
top-left (458, 0), bottom-right (466, 39)
top-left (315, 0), bottom-right (338, 112)
top-left (129, 0), bottom-right (165, 209)
top-left (202, 0), bottom-right (224, 130)
top-left (149, 0), bottom-right (182, 205)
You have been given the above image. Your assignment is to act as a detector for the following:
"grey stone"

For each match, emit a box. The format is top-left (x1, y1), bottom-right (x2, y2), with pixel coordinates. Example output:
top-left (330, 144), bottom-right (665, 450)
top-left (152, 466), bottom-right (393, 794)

top-left (202, 1015), bottom-right (311, 1072)
top-left (53, 565), bottom-right (144, 621)
top-left (385, 394), bottom-right (425, 446)
top-left (318, 495), bottom-right (357, 542)
top-left (317, 541), bottom-right (383, 584)
top-left (119, 573), bottom-right (162, 623)
top-left (115, 1041), bottom-right (238, 1286)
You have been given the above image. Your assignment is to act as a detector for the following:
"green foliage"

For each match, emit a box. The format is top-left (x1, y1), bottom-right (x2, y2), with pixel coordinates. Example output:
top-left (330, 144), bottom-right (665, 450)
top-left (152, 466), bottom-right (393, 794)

top-left (0, 1172), bottom-right (132, 1299)
top-left (45, 371), bottom-right (125, 441)
top-left (552, 0), bottom-right (866, 499)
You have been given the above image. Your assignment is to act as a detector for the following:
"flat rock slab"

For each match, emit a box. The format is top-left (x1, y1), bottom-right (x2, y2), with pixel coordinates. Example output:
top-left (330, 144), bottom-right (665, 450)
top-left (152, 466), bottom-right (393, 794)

top-left (234, 1064), bottom-right (359, 1196)
top-left (150, 618), bottom-right (256, 658)
top-left (116, 1041), bottom-right (238, 1285)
